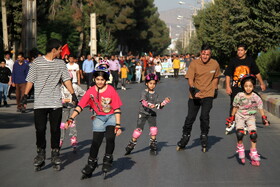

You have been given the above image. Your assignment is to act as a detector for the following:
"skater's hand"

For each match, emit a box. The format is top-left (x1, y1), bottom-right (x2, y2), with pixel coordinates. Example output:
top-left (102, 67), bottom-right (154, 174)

top-left (226, 87), bottom-right (232, 95)
top-left (65, 118), bottom-right (74, 129)
top-left (115, 125), bottom-right (122, 136)
top-left (71, 93), bottom-right (79, 106)
top-left (226, 116), bottom-right (235, 127)
top-left (161, 97), bottom-right (171, 106)
top-left (262, 115), bottom-right (270, 126)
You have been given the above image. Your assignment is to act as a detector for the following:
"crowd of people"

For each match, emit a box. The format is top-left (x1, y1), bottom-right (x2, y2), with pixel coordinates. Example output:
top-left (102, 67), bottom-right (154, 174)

top-left (0, 39), bottom-right (271, 178)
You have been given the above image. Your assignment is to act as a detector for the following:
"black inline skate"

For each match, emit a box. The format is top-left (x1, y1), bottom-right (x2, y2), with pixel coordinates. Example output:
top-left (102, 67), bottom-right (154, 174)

top-left (200, 134), bottom-right (208, 153)
top-left (176, 134), bottom-right (190, 151)
top-left (125, 140), bottom-right (137, 155)
top-left (34, 148), bottom-right (46, 171)
top-left (102, 154), bottom-right (113, 179)
top-left (51, 148), bottom-right (61, 171)
top-left (81, 157), bottom-right (98, 180)
top-left (150, 138), bottom-right (157, 155)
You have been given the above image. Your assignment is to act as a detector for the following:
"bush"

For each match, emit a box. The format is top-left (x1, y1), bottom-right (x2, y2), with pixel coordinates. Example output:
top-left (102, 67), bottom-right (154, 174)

top-left (256, 47), bottom-right (280, 80)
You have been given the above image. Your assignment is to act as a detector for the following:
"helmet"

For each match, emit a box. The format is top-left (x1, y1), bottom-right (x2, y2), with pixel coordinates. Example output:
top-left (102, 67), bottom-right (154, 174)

top-left (240, 74), bottom-right (256, 90)
top-left (99, 59), bottom-right (109, 67)
top-left (93, 65), bottom-right (110, 81)
top-left (145, 73), bottom-right (158, 83)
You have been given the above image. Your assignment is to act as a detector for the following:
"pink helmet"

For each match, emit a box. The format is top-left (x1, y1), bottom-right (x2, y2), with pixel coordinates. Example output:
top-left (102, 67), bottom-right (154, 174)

top-left (145, 73), bottom-right (158, 83)
top-left (99, 60), bottom-right (109, 67)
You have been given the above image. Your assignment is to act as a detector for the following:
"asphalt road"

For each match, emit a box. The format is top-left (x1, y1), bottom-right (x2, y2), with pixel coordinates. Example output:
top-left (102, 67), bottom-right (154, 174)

top-left (1, 78), bottom-right (280, 187)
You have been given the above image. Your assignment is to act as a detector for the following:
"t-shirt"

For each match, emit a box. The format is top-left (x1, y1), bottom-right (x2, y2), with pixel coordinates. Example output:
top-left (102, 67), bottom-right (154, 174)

top-left (224, 56), bottom-right (260, 87)
top-left (67, 63), bottom-right (79, 83)
top-left (173, 59), bottom-right (180, 69)
top-left (135, 65), bottom-right (142, 73)
top-left (139, 89), bottom-right (161, 116)
top-left (186, 58), bottom-right (220, 99)
top-left (155, 65), bottom-right (162, 73)
top-left (78, 85), bottom-right (122, 115)
top-left (5, 58), bottom-right (14, 72)
top-left (120, 67), bottom-right (129, 78)
top-left (233, 92), bottom-right (263, 116)
top-left (26, 56), bottom-right (71, 109)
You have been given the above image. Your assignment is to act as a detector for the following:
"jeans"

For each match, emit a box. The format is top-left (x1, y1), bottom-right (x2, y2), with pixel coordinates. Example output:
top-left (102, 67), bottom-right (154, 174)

top-left (0, 82), bottom-right (9, 103)
top-left (34, 108), bottom-right (62, 149)
top-left (182, 97), bottom-right (213, 135)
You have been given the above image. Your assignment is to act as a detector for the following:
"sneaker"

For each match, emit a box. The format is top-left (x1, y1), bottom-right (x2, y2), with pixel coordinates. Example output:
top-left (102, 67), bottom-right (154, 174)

top-left (17, 108), bottom-right (22, 112)
top-left (3, 101), bottom-right (8, 107)
top-left (21, 108), bottom-right (27, 113)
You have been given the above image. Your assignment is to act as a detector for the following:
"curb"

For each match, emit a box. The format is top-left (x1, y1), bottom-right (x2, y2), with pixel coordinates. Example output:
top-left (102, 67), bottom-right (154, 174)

top-left (218, 76), bottom-right (280, 118)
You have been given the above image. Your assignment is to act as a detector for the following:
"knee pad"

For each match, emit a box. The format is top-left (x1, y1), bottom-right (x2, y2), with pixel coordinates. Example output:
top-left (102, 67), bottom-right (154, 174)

top-left (236, 129), bottom-right (245, 141)
top-left (250, 130), bottom-right (257, 143)
top-left (60, 123), bottom-right (65, 129)
top-left (132, 128), bottom-right (142, 139)
top-left (149, 126), bottom-right (158, 136)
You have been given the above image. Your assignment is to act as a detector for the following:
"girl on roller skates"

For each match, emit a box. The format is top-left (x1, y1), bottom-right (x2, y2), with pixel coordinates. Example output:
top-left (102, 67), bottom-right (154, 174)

top-left (225, 74), bottom-right (270, 166)
top-left (59, 75), bottom-right (86, 152)
top-left (64, 65), bottom-right (123, 179)
top-left (125, 73), bottom-right (170, 155)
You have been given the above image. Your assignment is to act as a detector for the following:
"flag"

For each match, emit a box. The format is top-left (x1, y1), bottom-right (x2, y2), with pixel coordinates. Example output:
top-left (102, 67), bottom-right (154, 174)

top-left (61, 44), bottom-right (70, 59)
top-left (149, 51), bottom-right (153, 57)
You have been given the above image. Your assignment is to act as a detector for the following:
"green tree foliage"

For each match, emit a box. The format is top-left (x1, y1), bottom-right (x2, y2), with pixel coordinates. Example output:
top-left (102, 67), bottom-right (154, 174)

top-left (1, 0), bottom-right (170, 56)
top-left (191, 0), bottom-right (280, 67)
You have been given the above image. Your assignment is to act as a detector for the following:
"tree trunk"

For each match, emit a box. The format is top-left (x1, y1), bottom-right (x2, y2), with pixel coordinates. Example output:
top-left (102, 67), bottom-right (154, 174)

top-left (1, 0), bottom-right (9, 51)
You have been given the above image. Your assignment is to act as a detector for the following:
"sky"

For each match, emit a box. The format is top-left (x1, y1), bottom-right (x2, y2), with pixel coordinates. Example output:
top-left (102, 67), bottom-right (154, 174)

top-left (154, 0), bottom-right (212, 12)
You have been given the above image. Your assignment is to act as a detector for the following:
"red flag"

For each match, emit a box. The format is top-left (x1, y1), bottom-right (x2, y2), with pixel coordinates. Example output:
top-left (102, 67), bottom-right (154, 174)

top-left (61, 44), bottom-right (70, 59)
top-left (149, 51), bottom-right (153, 57)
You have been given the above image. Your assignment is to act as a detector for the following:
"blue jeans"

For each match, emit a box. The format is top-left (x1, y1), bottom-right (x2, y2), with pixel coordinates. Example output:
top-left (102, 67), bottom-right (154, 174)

top-left (0, 82), bottom-right (9, 103)
top-left (92, 114), bottom-right (116, 132)
top-left (183, 97), bottom-right (213, 135)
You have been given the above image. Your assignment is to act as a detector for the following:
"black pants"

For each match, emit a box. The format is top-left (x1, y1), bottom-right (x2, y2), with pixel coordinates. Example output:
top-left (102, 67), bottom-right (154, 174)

top-left (89, 126), bottom-right (116, 159)
top-left (183, 98), bottom-right (213, 135)
top-left (156, 72), bottom-right (161, 81)
top-left (111, 70), bottom-right (119, 89)
top-left (34, 108), bottom-right (62, 149)
top-left (85, 72), bottom-right (93, 89)
top-left (174, 69), bottom-right (179, 78)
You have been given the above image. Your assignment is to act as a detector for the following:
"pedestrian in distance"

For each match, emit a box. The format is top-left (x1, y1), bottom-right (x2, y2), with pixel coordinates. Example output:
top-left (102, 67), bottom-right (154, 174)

top-left (22, 38), bottom-right (78, 171)
top-left (225, 74), bottom-right (270, 166)
top-left (120, 63), bottom-right (129, 90)
top-left (0, 59), bottom-right (12, 107)
top-left (177, 44), bottom-right (220, 152)
top-left (64, 65), bottom-right (123, 180)
top-left (224, 44), bottom-right (266, 134)
top-left (125, 73), bottom-right (171, 155)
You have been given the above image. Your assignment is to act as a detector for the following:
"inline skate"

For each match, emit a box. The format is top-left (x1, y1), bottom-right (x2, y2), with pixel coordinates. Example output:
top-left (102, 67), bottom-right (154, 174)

top-left (249, 148), bottom-right (260, 166)
top-left (51, 149), bottom-right (61, 171)
top-left (125, 140), bottom-right (137, 155)
top-left (102, 154), bottom-right (113, 179)
top-left (176, 134), bottom-right (190, 151)
top-left (200, 134), bottom-right (208, 152)
top-left (236, 143), bottom-right (245, 164)
top-left (34, 148), bottom-right (46, 171)
top-left (150, 138), bottom-right (157, 155)
top-left (70, 136), bottom-right (78, 153)
top-left (81, 157), bottom-right (98, 180)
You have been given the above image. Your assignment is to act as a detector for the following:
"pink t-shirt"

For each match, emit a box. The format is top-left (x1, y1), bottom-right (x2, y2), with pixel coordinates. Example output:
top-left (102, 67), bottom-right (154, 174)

top-left (78, 85), bottom-right (122, 115)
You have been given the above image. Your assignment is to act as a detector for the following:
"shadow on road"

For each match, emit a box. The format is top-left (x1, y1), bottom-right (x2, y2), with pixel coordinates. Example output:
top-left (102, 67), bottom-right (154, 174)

top-left (0, 113), bottom-right (33, 129)
top-left (0, 144), bottom-right (15, 151)
top-left (186, 135), bottom-right (223, 151)
top-left (104, 157), bottom-right (136, 179)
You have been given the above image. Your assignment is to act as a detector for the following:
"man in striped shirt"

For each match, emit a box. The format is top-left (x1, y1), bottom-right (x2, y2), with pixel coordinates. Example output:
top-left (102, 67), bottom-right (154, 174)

top-left (22, 39), bottom-right (78, 170)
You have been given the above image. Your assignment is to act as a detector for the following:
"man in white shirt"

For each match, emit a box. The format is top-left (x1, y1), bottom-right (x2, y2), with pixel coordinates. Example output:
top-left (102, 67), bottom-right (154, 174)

top-left (4, 51), bottom-right (14, 72)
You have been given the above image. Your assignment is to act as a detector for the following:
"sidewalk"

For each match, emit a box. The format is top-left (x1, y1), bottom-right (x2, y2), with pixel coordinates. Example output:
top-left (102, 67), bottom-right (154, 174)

top-left (219, 76), bottom-right (280, 118)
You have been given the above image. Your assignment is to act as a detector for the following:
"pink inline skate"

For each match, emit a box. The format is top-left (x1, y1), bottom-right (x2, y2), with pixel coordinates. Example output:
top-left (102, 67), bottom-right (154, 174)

top-left (249, 148), bottom-right (260, 166)
top-left (236, 143), bottom-right (245, 164)
top-left (71, 136), bottom-right (78, 152)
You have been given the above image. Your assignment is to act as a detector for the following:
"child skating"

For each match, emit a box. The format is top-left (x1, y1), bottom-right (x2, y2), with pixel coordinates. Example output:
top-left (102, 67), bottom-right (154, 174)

top-left (125, 73), bottom-right (170, 155)
top-left (59, 82), bottom-right (85, 152)
top-left (225, 74), bottom-right (270, 166)
top-left (64, 65), bottom-right (123, 179)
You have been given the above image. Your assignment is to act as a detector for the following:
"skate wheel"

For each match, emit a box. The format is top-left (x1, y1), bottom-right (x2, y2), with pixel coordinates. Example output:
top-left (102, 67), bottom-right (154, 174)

top-left (81, 174), bottom-right (89, 180)
top-left (150, 150), bottom-right (157, 155)
top-left (53, 164), bottom-right (60, 171)
top-left (202, 148), bottom-right (207, 153)
top-left (241, 159), bottom-right (245, 164)
top-left (103, 172), bottom-right (107, 179)
top-left (73, 147), bottom-right (77, 153)
top-left (225, 131), bottom-right (229, 135)
top-left (176, 146), bottom-right (182, 151)
top-left (251, 161), bottom-right (260, 166)
top-left (34, 166), bottom-right (41, 172)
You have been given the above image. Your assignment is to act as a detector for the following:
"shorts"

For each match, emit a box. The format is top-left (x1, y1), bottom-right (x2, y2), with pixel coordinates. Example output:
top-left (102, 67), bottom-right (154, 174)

top-left (92, 114), bottom-right (116, 132)
top-left (235, 113), bottom-right (256, 132)
top-left (137, 113), bottom-right (157, 130)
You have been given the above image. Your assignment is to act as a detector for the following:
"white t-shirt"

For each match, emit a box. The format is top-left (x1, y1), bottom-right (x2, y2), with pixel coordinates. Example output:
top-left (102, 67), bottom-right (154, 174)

top-left (5, 58), bottom-right (14, 72)
top-left (135, 65), bottom-right (142, 73)
top-left (67, 63), bottom-right (79, 83)
top-left (155, 65), bottom-right (162, 73)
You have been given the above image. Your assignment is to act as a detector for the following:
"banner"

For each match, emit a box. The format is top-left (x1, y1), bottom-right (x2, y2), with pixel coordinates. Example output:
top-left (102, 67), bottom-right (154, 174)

top-left (161, 61), bottom-right (186, 76)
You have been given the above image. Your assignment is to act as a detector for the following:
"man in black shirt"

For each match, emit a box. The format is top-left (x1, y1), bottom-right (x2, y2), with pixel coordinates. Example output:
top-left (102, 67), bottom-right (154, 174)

top-left (224, 44), bottom-right (266, 114)
top-left (0, 59), bottom-right (12, 107)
